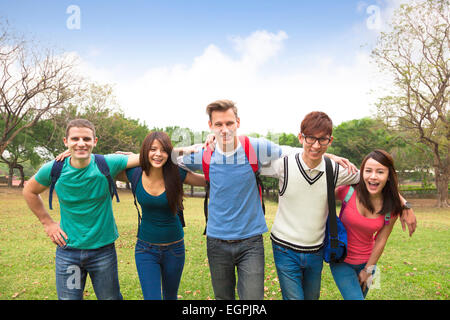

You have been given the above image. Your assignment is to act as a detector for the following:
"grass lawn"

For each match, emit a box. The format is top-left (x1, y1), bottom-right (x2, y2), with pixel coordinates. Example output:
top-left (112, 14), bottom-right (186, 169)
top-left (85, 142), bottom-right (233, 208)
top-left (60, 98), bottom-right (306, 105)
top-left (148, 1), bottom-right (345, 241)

top-left (0, 187), bottom-right (448, 300)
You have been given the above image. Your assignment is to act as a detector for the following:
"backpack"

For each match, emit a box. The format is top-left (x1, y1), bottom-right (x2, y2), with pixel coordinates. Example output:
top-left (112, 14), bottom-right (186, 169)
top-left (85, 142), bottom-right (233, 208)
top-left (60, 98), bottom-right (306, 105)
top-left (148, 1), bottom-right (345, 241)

top-left (201, 135), bottom-right (265, 235)
top-left (48, 154), bottom-right (119, 210)
top-left (323, 156), bottom-right (348, 263)
top-left (128, 167), bottom-right (186, 234)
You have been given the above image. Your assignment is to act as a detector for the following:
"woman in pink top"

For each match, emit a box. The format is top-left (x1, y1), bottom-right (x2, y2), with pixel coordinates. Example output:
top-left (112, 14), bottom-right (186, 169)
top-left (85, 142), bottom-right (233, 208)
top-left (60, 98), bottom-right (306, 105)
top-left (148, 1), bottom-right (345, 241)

top-left (330, 149), bottom-right (404, 300)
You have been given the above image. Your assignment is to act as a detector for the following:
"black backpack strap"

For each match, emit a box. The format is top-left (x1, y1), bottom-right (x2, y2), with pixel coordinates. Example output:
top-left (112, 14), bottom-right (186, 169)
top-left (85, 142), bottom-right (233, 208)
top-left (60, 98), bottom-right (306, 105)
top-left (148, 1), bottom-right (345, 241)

top-left (203, 181), bottom-right (210, 235)
top-left (49, 160), bottom-right (64, 210)
top-left (129, 167), bottom-right (143, 232)
top-left (324, 157), bottom-right (338, 258)
top-left (255, 171), bottom-right (265, 215)
top-left (177, 209), bottom-right (186, 228)
top-left (94, 154), bottom-right (119, 203)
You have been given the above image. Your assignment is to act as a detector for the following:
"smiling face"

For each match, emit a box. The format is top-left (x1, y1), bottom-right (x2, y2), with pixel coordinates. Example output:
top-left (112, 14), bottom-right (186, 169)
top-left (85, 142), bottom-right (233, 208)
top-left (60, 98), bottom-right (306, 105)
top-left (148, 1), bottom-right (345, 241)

top-left (147, 139), bottom-right (169, 169)
top-left (63, 126), bottom-right (97, 162)
top-left (208, 108), bottom-right (240, 149)
top-left (298, 111), bottom-right (333, 168)
top-left (298, 131), bottom-right (333, 168)
top-left (362, 158), bottom-right (389, 197)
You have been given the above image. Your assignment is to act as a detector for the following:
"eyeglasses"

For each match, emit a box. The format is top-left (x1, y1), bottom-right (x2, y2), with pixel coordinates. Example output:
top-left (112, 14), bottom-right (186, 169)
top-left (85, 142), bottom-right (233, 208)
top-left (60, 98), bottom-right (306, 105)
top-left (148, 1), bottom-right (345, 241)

top-left (301, 134), bottom-right (331, 146)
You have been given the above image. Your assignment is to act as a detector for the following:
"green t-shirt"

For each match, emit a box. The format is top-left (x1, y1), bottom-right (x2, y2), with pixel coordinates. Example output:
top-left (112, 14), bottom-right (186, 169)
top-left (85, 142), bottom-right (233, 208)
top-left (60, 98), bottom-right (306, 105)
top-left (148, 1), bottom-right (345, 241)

top-left (35, 154), bottom-right (128, 249)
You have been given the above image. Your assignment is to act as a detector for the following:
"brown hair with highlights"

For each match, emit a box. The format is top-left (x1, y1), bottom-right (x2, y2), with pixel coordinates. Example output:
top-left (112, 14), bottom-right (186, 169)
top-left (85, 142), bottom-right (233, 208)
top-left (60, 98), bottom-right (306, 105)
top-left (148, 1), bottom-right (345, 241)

top-left (140, 131), bottom-right (184, 214)
top-left (356, 149), bottom-right (402, 216)
top-left (206, 99), bottom-right (238, 121)
top-left (300, 111), bottom-right (333, 136)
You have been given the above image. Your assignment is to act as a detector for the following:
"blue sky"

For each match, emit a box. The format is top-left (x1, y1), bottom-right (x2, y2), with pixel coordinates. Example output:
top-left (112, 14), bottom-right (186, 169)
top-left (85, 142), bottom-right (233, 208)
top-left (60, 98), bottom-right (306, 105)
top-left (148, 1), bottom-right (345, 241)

top-left (0, 0), bottom-right (404, 134)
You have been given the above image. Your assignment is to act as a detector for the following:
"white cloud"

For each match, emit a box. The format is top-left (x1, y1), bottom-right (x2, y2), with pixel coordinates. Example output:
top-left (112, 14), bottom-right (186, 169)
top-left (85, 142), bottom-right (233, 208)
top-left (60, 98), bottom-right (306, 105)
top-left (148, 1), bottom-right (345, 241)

top-left (114, 30), bottom-right (297, 133)
top-left (77, 29), bottom-right (390, 135)
top-left (229, 30), bottom-right (288, 68)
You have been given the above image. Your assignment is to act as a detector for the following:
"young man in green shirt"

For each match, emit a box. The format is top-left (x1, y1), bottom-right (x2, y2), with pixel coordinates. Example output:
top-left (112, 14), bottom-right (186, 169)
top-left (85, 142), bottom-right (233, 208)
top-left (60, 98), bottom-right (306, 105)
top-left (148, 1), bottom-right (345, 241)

top-left (23, 119), bottom-right (139, 300)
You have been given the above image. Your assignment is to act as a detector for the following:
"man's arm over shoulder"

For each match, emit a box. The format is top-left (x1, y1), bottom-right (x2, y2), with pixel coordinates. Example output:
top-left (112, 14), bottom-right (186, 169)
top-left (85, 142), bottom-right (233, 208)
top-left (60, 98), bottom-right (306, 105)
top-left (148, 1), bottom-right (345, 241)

top-left (126, 153), bottom-right (140, 169)
top-left (335, 160), bottom-right (360, 186)
top-left (104, 153), bottom-right (138, 177)
top-left (250, 137), bottom-right (299, 164)
top-left (178, 148), bottom-right (204, 172)
top-left (251, 137), bottom-right (301, 176)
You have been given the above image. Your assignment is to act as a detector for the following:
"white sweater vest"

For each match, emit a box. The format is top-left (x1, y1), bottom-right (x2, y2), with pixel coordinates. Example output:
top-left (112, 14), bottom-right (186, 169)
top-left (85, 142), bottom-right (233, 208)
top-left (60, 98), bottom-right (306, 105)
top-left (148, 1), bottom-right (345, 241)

top-left (270, 153), bottom-right (339, 253)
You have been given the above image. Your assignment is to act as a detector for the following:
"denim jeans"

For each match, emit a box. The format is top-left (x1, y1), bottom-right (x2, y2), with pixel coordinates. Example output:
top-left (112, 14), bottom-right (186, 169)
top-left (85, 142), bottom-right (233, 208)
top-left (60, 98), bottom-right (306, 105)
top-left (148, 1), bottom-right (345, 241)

top-left (207, 235), bottom-right (265, 300)
top-left (330, 262), bottom-right (374, 300)
top-left (272, 242), bottom-right (324, 300)
top-left (55, 243), bottom-right (122, 300)
top-left (134, 239), bottom-right (185, 300)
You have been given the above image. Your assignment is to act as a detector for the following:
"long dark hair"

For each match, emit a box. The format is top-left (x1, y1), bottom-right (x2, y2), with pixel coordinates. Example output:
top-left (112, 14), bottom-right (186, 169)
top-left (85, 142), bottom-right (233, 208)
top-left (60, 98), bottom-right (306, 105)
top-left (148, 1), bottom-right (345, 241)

top-left (139, 131), bottom-right (184, 215)
top-left (356, 149), bottom-right (402, 216)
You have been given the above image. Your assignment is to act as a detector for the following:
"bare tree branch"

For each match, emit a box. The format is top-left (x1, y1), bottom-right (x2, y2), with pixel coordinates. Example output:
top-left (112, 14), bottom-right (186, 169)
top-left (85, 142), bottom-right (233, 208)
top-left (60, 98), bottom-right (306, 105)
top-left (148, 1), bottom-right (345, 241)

top-left (0, 26), bottom-right (82, 155)
top-left (372, 0), bottom-right (449, 207)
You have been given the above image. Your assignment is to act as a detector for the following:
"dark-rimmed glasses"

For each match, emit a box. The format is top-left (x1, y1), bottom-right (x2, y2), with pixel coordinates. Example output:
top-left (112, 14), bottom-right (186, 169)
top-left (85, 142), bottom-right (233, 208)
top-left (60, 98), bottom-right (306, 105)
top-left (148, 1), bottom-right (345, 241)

top-left (301, 134), bottom-right (331, 146)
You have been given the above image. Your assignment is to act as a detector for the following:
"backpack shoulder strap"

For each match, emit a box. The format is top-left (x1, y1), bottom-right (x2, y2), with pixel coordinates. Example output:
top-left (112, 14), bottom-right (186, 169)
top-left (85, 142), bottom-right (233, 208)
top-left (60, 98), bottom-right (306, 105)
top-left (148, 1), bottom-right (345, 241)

top-left (130, 166), bottom-right (142, 196)
top-left (238, 136), bottom-right (258, 172)
top-left (94, 154), bottom-right (109, 175)
top-left (324, 156), bottom-right (338, 249)
top-left (49, 160), bottom-right (64, 210)
top-left (344, 186), bottom-right (354, 203)
top-left (128, 167), bottom-right (143, 230)
top-left (239, 135), bottom-right (265, 214)
top-left (201, 148), bottom-right (212, 235)
top-left (202, 147), bottom-right (213, 182)
top-left (94, 154), bottom-right (120, 203)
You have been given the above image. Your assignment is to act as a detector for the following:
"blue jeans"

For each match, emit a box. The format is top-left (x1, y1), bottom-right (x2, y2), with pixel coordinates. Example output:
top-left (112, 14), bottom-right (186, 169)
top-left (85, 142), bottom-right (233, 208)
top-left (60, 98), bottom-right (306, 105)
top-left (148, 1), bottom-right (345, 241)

top-left (272, 242), bottom-right (324, 300)
top-left (207, 235), bottom-right (265, 300)
top-left (134, 239), bottom-right (185, 300)
top-left (55, 243), bottom-right (122, 300)
top-left (330, 262), bottom-right (374, 300)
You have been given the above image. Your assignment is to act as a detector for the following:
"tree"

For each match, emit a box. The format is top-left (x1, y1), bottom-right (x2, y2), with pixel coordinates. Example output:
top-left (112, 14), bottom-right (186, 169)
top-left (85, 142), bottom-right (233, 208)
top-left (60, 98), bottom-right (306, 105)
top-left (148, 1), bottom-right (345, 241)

top-left (372, 0), bottom-right (449, 207)
top-left (329, 117), bottom-right (399, 167)
top-left (0, 119), bottom-right (43, 187)
top-left (0, 24), bottom-right (81, 156)
top-left (36, 83), bottom-right (150, 156)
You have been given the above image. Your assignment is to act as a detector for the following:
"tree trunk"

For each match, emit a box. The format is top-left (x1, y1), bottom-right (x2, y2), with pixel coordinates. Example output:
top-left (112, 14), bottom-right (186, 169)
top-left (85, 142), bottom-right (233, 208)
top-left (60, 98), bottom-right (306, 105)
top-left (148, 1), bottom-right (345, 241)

top-left (435, 165), bottom-right (449, 208)
top-left (7, 165), bottom-right (13, 188)
top-left (15, 164), bottom-right (24, 188)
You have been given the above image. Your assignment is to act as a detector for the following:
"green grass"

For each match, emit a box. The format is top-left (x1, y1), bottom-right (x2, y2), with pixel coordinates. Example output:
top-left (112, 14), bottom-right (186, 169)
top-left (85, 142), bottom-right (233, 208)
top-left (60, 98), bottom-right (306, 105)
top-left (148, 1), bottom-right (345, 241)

top-left (0, 187), bottom-right (448, 300)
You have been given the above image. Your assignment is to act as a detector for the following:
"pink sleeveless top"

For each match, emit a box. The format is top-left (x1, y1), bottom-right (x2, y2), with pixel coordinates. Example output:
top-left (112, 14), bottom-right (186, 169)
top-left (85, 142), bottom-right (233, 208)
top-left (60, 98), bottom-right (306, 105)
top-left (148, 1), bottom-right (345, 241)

top-left (337, 185), bottom-right (386, 265)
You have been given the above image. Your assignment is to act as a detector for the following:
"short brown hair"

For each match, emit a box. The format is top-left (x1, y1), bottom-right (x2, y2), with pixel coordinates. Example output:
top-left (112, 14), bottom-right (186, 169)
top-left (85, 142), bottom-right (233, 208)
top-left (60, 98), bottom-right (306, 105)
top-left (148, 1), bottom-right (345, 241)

top-left (65, 119), bottom-right (96, 138)
top-left (206, 99), bottom-right (238, 121)
top-left (300, 111), bottom-right (333, 136)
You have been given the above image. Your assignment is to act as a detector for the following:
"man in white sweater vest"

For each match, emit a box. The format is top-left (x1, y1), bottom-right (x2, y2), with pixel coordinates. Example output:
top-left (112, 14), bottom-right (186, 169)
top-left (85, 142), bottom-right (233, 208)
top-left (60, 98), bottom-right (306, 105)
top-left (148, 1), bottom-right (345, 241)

top-left (268, 111), bottom-right (360, 300)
